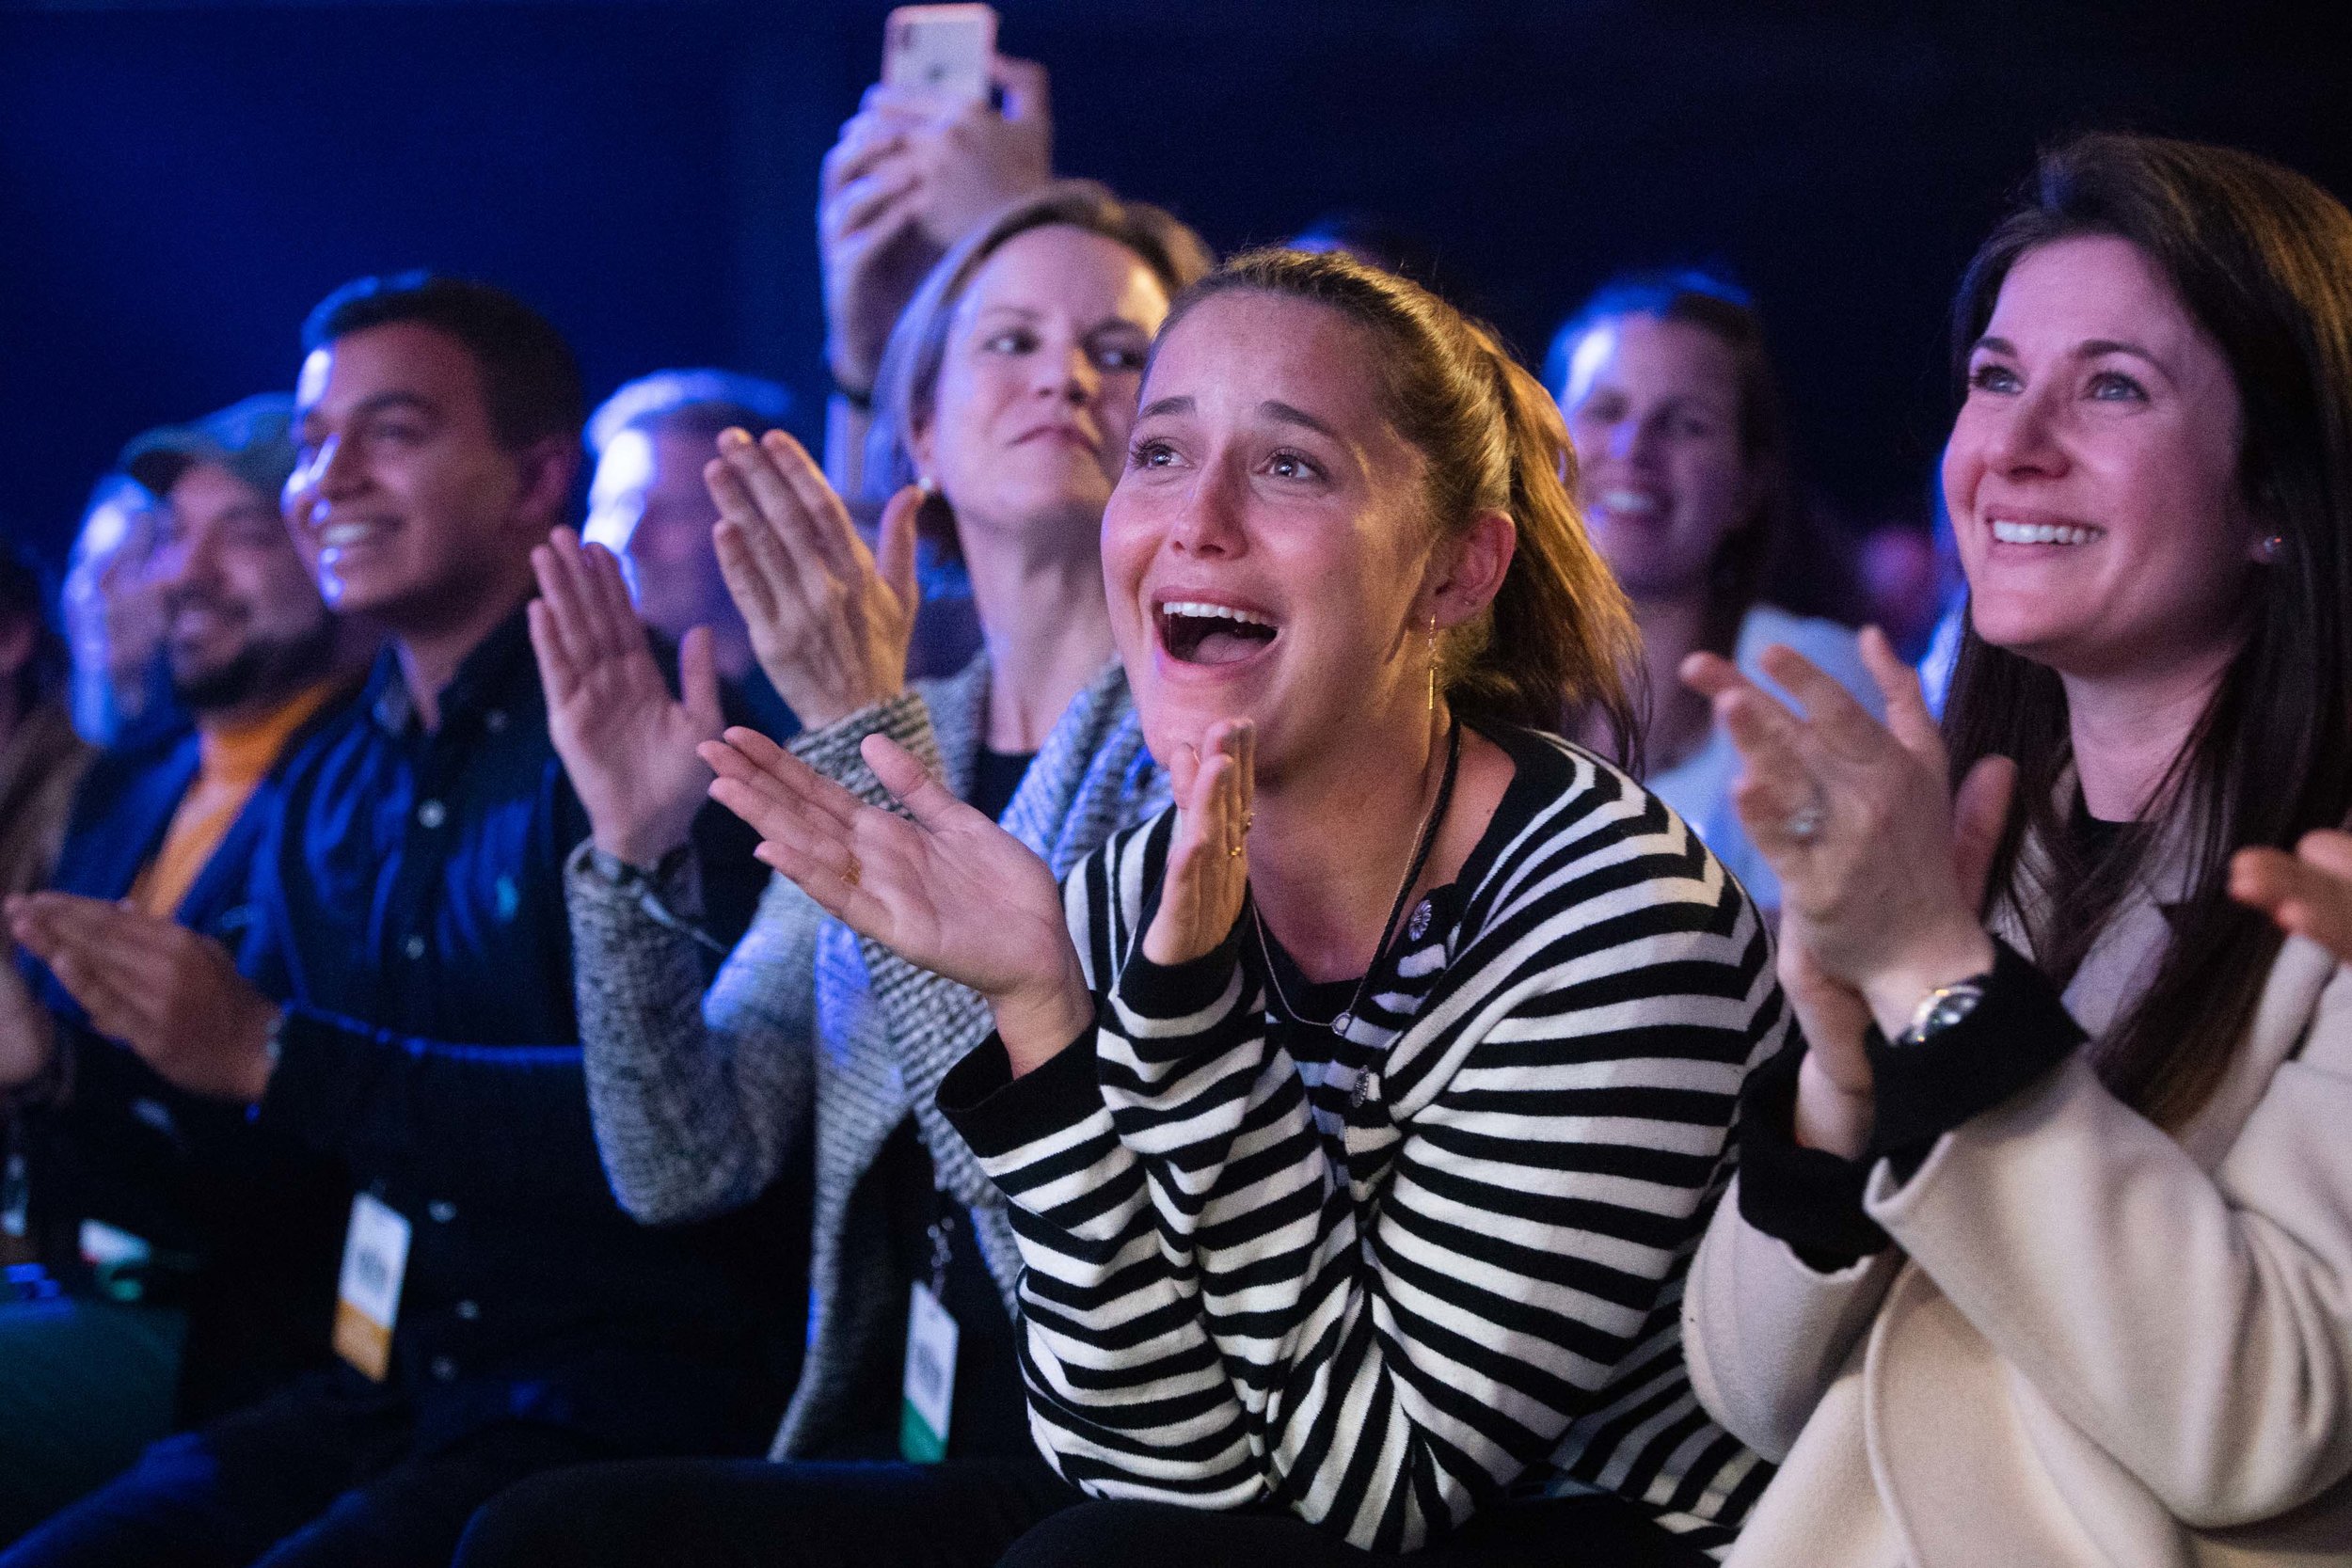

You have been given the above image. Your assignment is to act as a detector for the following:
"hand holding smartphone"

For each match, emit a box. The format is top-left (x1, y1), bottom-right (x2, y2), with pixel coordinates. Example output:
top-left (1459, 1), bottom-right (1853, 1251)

top-left (882, 5), bottom-right (998, 105)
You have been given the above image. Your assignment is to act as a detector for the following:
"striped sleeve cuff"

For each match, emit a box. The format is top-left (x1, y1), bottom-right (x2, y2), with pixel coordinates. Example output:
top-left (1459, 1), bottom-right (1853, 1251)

top-left (1113, 926), bottom-right (1246, 1024)
top-left (938, 1025), bottom-right (1104, 1163)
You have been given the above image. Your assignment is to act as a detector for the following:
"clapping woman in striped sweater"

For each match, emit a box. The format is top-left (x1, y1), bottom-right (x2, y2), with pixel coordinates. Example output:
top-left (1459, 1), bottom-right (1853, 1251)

top-left (701, 249), bottom-right (1788, 1564)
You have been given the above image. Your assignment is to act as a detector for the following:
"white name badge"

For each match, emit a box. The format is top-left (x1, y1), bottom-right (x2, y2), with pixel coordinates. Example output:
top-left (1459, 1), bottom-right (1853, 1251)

top-left (898, 1279), bottom-right (960, 1463)
top-left (333, 1194), bottom-right (411, 1382)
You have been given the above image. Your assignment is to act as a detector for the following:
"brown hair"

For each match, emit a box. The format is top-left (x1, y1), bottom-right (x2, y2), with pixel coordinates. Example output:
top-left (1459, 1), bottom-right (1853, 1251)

top-left (1945, 133), bottom-right (2352, 1128)
top-left (1546, 271), bottom-right (1864, 657)
top-left (1160, 246), bottom-right (1641, 752)
top-left (864, 181), bottom-right (1215, 552)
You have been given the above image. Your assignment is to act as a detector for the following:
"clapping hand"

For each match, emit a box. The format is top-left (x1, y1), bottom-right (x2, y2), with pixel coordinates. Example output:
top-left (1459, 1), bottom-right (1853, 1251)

top-left (529, 528), bottom-right (724, 870)
top-left (2233, 830), bottom-right (2352, 964)
top-left (1685, 629), bottom-right (2014, 1156)
top-left (698, 725), bottom-right (1089, 1073)
top-left (5, 894), bottom-right (279, 1103)
top-left (706, 429), bottom-right (919, 732)
top-left (1142, 721), bottom-right (1254, 967)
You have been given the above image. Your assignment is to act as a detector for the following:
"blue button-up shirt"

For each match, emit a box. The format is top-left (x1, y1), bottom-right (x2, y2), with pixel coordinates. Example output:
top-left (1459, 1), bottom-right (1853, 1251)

top-left (244, 605), bottom-right (796, 1453)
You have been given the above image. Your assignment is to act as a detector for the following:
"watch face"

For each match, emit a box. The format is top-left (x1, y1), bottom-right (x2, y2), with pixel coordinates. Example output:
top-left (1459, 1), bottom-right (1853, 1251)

top-left (1901, 979), bottom-right (1986, 1047)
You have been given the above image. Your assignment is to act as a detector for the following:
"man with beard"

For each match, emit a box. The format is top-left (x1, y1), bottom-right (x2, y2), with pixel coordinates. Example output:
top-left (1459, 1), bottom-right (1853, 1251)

top-left (0, 395), bottom-right (372, 1544)
top-left (4, 277), bottom-right (787, 1568)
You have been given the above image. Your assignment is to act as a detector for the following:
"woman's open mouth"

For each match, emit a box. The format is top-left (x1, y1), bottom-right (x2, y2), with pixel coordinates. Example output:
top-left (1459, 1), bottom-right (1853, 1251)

top-left (1158, 599), bottom-right (1279, 666)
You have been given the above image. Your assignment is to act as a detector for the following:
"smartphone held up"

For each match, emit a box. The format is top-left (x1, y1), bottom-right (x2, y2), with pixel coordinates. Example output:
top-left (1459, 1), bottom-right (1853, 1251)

top-left (882, 5), bottom-right (998, 105)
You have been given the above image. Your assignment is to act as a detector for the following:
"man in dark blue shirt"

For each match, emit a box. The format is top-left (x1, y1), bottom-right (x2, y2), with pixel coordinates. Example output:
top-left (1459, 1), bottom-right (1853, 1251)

top-left (5, 277), bottom-right (799, 1568)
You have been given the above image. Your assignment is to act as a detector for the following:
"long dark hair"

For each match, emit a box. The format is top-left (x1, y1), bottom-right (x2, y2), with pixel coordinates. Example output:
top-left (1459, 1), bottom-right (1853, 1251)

top-left (1944, 133), bottom-right (2352, 1128)
top-left (1160, 248), bottom-right (1641, 752)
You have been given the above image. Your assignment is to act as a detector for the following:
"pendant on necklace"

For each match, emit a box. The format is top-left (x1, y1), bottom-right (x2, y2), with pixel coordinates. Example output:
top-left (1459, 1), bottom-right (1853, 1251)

top-left (1332, 1010), bottom-right (1355, 1037)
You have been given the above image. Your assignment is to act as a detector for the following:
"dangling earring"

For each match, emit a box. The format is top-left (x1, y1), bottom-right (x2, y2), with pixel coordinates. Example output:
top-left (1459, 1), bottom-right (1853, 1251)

top-left (2257, 532), bottom-right (2286, 564)
top-left (915, 473), bottom-right (939, 499)
top-left (1425, 612), bottom-right (1439, 715)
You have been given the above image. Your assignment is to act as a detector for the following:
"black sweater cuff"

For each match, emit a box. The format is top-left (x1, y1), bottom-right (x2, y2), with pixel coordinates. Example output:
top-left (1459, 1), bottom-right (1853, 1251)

top-left (1735, 1041), bottom-right (1889, 1270)
top-left (937, 1024), bottom-right (1104, 1162)
top-left (1866, 937), bottom-right (2085, 1173)
top-left (1114, 929), bottom-right (1245, 1023)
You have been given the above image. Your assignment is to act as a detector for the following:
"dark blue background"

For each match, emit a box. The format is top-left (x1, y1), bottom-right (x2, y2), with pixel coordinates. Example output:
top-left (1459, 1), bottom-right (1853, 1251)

top-left (5, 0), bottom-right (2346, 571)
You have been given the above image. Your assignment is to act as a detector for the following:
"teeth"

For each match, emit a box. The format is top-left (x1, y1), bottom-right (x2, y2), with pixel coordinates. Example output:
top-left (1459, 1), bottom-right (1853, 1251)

top-left (321, 523), bottom-right (377, 547)
top-left (1601, 489), bottom-right (1660, 515)
top-left (1162, 600), bottom-right (1273, 627)
top-left (1991, 520), bottom-right (2103, 546)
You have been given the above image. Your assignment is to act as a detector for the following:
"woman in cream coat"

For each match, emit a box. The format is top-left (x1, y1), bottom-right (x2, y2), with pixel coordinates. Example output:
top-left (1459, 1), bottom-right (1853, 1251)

top-left (1679, 132), bottom-right (2352, 1565)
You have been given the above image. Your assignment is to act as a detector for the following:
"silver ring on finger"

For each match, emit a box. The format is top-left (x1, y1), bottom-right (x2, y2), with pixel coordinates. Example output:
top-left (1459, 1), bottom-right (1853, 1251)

top-left (1782, 795), bottom-right (1828, 845)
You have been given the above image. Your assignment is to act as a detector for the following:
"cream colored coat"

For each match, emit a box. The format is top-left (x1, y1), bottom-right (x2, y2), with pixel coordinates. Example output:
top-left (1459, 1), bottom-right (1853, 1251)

top-left (1686, 852), bottom-right (2352, 1567)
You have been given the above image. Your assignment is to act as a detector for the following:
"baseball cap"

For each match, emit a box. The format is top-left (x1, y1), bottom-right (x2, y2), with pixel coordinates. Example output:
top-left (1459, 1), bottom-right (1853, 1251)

top-left (120, 393), bottom-right (299, 507)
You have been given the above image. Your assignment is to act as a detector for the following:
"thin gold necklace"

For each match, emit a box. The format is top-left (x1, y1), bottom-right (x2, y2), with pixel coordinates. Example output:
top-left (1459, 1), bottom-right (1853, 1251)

top-left (1250, 719), bottom-right (1462, 1037)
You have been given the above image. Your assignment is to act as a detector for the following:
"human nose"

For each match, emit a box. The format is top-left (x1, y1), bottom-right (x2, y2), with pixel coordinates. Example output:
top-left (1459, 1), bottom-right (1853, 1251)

top-left (155, 528), bottom-right (214, 596)
top-left (1979, 381), bottom-right (2070, 479)
top-left (293, 434), bottom-right (367, 517)
top-left (1037, 341), bottom-right (1100, 407)
top-left (1167, 456), bottom-right (1248, 560)
top-left (1623, 409), bottom-right (1672, 467)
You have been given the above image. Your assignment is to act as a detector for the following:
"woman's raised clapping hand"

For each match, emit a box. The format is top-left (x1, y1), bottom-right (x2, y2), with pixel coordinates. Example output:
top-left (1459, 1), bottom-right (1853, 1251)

top-left (699, 725), bottom-right (1088, 1073)
top-left (1140, 721), bottom-right (1254, 967)
top-left (1683, 627), bottom-right (2015, 1156)
top-left (698, 719), bottom-right (1256, 1075)
top-left (706, 427), bottom-right (920, 730)
top-left (530, 526), bottom-right (725, 871)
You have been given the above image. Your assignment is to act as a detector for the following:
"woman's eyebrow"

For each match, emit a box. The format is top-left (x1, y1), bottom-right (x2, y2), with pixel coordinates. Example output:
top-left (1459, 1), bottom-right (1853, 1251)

top-left (2077, 338), bottom-right (2165, 369)
top-left (1262, 401), bottom-right (1341, 440)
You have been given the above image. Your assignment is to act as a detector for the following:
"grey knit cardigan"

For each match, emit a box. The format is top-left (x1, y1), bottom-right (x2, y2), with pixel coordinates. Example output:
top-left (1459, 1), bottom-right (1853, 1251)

top-left (563, 654), bottom-right (1167, 1459)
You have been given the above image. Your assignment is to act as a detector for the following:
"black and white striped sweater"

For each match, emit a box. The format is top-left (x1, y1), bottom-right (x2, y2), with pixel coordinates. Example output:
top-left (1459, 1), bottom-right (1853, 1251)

top-left (939, 725), bottom-right (1788, 1555)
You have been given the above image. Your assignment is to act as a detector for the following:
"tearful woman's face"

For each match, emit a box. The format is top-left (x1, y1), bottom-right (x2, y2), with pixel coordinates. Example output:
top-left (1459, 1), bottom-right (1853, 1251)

top-left (1101, 290), bottom-right (1440, 779)
top-left (1944, 233), bottom-right (2259, 683)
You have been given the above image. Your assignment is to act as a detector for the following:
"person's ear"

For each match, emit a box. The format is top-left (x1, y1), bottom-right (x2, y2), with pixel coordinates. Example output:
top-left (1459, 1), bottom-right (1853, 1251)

top-left (1427, 509), bottom-right (1518, 629)
top-left (510, 437), bottom-right (583, 536)
top-left (906, 407), bottom-right (939, 494)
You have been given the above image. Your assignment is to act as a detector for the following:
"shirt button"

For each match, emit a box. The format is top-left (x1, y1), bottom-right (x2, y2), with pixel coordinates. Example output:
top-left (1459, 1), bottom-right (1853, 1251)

top-left (428, 1200), bottom-right (457, 1224)
top-left (454, 1299), bottom-right (481, 1321)
top-left (417, 800), bottom-right (447, 830)
top-left (403, 935), bottom-right (426, 960)
top-left (485, 709), bottom-right (509, 734)
top-left (430, 1355), bottom-right (458, 1383)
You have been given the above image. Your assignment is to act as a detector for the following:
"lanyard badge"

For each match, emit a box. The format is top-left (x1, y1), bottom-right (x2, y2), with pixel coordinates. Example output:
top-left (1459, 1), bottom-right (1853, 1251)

top-left (332, 1193), bottom-right (411, 1382)
top-left (898, 1204), bottom-right (961, 1463)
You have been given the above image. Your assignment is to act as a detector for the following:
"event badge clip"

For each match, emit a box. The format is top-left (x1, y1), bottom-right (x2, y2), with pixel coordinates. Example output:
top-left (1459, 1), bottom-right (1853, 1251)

top-left (333, 1193), bottom-right (411, 1381)
top-left (898, 1203), bottom-right (961, 1464)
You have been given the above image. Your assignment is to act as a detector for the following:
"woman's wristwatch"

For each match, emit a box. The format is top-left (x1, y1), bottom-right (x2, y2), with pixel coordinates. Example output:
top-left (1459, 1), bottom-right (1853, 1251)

top-left (1892, 975), bottom-right (1991, 1048)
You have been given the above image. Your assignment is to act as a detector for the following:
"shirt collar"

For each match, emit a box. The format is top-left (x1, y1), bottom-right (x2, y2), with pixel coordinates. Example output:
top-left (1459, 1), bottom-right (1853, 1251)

top-left (368, 600), bottom-right (536, 737)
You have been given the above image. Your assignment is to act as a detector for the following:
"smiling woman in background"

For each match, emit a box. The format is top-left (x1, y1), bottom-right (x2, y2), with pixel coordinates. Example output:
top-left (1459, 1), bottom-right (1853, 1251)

top-left (1549, 273), bottom-right (1875, 913)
